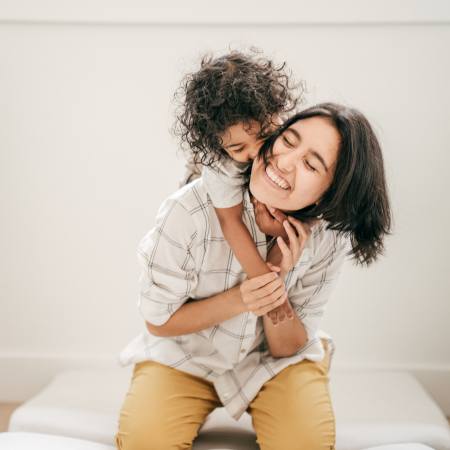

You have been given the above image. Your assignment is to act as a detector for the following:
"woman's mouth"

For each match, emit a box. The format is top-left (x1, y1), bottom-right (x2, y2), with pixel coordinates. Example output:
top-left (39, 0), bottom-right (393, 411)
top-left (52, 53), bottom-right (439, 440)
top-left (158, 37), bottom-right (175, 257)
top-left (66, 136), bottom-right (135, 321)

top-left (264, 164), bottom-right (291, 190)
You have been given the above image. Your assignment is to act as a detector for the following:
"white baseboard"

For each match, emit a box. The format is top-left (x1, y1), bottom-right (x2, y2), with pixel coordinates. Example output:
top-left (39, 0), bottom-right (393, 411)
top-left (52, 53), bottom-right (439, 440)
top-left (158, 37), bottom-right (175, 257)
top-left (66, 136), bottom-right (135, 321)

top-left (1, 354), bottom-right (449, 417)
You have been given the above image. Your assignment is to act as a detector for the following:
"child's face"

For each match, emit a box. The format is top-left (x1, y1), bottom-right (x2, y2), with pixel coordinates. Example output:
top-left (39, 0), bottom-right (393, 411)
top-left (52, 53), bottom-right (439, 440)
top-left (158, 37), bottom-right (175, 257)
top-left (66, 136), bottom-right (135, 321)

top-left (219, 121), bottom-right (265, 163)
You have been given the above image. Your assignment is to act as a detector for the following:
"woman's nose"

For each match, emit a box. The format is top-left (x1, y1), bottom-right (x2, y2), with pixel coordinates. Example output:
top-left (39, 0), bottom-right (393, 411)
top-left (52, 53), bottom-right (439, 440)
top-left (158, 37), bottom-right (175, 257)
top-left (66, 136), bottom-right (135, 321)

top-left (276, 149), bottom-right (299, 173)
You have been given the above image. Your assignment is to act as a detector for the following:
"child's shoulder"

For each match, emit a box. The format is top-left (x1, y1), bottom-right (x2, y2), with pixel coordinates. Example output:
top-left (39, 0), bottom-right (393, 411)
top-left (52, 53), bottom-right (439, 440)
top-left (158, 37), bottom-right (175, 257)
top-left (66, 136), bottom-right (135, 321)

top-left (208, 157), bottom-right (250, 178)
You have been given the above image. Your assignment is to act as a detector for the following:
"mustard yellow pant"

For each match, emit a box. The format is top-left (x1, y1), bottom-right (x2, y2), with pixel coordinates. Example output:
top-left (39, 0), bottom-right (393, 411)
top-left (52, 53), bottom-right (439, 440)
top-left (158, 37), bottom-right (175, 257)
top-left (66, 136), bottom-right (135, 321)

top-left (115, 338), bottom-right (335, 450)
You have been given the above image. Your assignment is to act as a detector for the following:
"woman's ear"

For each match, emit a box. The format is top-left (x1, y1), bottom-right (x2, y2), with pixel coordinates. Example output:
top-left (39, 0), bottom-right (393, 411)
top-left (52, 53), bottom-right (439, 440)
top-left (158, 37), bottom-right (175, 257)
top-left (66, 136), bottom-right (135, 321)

top-left (315, 200), bottom-right (323, 219)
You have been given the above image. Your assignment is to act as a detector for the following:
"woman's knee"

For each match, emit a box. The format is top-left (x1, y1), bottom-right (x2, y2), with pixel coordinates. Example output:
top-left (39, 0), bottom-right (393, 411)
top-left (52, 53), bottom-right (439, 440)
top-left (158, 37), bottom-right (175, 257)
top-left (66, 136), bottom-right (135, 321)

top-left (114, 361), bottom-right (218, 449)
top-left (257, 414), bottom-right (336, 450)
top-left (115, 416), bottom-right (196, 450)
top-left (295, 415), bottom-right (336, 450)
top-left (252, 363), bottom-right (336, 450)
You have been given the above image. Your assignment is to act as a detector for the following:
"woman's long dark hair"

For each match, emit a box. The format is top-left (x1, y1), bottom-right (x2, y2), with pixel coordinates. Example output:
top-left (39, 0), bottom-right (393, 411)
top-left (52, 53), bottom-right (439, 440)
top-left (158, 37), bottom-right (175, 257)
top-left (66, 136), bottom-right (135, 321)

top-left (256, 102), bottom-right (392, 267)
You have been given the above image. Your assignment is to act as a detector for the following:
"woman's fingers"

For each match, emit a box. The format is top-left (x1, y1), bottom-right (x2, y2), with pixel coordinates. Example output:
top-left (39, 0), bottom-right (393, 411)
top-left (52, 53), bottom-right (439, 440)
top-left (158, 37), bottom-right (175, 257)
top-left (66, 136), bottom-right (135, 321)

top-left (254, 292), bottom-right (287, 316)
top-left (277, 235), bottom-right (292, 266)
top-left (249, 284), bottom-right (285, 313)
top-left (245, 271), bottom-right (279, 291)
top-left (254, 284), bottom-right (285, 307)
top-left (268, 206), bottom-right (288, 224)
top-left (283, 220), bottom-right (300, 260)
top-left (287, 216), bottom-right (312, 242)
top-left (242, 274), bottom-right (286, 314)
top-left (248, 276), bottom-right (283, 301)
top-left (239, 260), bottom-right (295, 317)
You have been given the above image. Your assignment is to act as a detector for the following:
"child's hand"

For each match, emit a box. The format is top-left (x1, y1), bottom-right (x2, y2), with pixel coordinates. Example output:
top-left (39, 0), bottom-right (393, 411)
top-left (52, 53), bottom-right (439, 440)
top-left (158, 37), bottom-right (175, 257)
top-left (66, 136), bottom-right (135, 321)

top-left (251, 197), bottom-right (288, 239)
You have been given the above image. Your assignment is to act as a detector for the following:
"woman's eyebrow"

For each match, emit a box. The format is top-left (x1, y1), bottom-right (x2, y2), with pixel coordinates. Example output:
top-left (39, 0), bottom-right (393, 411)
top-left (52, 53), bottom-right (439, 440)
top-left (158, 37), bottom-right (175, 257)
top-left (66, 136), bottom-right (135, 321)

top-left (287, 127), bottom-right (329, 172)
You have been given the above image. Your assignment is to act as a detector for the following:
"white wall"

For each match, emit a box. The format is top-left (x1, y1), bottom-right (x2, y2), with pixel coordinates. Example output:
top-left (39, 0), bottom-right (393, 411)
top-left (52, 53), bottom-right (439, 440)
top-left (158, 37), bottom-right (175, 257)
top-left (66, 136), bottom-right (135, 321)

top-left (1, 2), bottom-right (450, 414)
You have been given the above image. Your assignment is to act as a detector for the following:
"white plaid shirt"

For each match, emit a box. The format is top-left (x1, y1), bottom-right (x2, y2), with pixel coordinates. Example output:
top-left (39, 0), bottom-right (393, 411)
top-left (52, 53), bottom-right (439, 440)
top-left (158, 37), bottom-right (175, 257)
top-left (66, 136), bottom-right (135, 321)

top-left (118, 178), bottom-right (350, 420)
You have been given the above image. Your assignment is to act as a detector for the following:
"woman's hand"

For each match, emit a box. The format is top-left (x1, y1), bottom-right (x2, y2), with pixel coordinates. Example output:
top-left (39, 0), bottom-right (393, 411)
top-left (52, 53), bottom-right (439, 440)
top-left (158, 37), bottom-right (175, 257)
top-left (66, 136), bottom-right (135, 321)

top-left (276, 216), bottom-right (313, 277)
top-left (251, 197), bottom-right (288, 239)
top-left (239, 271), bottom-right (288, 317)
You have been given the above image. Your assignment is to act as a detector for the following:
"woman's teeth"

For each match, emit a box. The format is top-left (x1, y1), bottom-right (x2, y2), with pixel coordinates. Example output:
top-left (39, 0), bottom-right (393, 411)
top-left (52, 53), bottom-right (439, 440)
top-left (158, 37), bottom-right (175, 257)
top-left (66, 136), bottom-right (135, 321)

top-left (265, 165), bottom-right (290, 190)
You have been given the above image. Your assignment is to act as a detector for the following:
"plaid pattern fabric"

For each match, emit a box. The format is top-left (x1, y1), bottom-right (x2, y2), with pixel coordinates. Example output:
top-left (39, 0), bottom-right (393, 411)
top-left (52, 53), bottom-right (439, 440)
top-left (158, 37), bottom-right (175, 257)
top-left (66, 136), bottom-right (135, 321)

top-left (118, 178), bottom-right (350, 420)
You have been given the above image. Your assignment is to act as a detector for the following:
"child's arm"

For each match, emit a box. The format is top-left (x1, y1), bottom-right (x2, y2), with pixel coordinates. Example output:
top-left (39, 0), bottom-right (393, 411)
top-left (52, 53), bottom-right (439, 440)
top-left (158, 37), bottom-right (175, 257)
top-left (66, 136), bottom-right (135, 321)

top-left (215, 203), bottom-right (272, 278)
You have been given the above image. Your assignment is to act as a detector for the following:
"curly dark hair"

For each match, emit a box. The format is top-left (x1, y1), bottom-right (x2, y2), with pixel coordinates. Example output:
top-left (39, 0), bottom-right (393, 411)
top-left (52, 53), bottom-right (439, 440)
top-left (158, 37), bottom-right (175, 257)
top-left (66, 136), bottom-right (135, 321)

top-left (253, 102), bottom-right (393, 267)
top-left (172, 49), bottom-right (303, 168)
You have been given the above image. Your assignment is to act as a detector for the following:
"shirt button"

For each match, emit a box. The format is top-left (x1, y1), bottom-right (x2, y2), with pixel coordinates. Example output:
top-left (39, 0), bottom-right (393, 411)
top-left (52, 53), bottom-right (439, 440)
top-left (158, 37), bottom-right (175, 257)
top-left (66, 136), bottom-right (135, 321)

top-left (223, 392), bottom-right (229, 399)
top-left (240, 349), bottom-right (246, 354)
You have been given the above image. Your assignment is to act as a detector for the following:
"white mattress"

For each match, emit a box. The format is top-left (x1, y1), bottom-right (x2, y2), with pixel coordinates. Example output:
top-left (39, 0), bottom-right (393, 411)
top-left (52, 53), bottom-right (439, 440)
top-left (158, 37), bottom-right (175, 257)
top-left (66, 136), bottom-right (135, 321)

top-left (0, 432), bottom-right (439, 450)
top-left (8, 368), bottom-right (450, 450)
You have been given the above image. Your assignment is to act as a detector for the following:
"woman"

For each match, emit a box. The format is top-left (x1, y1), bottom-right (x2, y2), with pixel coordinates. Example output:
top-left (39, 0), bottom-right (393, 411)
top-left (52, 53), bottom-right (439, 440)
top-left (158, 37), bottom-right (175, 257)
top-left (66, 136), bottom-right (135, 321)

top-left (115, 103), bottom-right (392, 450)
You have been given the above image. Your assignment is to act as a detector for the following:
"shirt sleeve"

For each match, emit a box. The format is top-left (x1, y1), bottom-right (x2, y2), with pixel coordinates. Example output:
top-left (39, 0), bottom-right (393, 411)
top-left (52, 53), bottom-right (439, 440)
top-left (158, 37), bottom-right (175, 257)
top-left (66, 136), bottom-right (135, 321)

top-left (288, 231), bottom-right (350, 342)
top-left (137, 197), bottom-right (198, 326)
top-left (202, 159), bottom-right (248, 208)
top-left (178, 153), bottom-right (203, 188)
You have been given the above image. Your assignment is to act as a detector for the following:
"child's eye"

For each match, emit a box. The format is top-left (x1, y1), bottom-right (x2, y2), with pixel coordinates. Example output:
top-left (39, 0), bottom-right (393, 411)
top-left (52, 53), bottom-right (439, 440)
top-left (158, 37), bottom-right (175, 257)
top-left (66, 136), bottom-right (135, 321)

top-left (233, 147), bottom-right (245, 153)
top-left (304, 159), bottom-right (317, 172)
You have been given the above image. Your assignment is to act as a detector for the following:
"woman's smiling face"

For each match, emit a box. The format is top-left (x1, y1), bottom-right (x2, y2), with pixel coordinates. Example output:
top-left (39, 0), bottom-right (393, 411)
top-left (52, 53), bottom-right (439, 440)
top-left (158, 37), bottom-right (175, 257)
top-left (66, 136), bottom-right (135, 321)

top-left (250, 116), bottom-right (341, 212)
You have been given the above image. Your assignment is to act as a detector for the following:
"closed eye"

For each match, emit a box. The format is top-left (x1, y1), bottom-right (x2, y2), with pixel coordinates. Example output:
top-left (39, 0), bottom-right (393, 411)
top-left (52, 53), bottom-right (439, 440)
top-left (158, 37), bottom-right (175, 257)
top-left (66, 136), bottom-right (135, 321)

top-left (282, 135), bottom-right (294, 147)
top-left (304, 159), bottom-right (317, 172)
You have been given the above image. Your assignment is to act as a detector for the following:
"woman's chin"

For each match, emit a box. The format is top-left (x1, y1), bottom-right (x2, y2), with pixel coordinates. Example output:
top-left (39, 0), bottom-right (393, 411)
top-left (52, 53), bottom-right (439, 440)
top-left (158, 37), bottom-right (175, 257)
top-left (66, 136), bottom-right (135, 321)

top-left (250, 179), bottom-right (280, 208)
top-left (250, 179), bottom-right (307, 212)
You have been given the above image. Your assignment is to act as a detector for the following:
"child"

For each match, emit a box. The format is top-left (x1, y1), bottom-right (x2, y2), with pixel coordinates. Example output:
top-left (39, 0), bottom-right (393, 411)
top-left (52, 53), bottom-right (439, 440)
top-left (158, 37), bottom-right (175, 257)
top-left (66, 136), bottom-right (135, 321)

top-left (173, 50), bottom-right (303, 324)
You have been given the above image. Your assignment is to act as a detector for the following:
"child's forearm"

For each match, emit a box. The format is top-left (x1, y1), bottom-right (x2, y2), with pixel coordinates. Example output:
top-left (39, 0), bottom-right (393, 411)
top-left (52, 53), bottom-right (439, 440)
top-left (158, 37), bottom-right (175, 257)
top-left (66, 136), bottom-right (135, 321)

top-left (220, 214), bottom-right (271, 278)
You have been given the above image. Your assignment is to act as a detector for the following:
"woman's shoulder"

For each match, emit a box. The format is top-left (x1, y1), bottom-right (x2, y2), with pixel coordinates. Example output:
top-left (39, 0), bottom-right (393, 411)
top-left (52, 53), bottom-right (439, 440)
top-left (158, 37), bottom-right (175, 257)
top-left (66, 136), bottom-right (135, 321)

top-left (311, 220), bottom-right (352, 257)
top-left (141, 181), bottom-right (210, 252)
top-left (153, 179), bottom-right (212, 237)
top-left (167, 177), bottom-right (211, 214)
